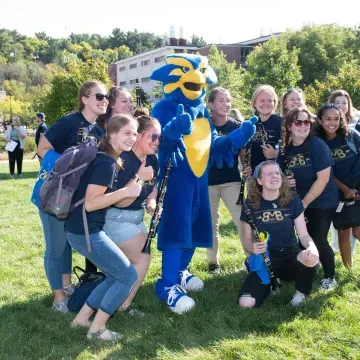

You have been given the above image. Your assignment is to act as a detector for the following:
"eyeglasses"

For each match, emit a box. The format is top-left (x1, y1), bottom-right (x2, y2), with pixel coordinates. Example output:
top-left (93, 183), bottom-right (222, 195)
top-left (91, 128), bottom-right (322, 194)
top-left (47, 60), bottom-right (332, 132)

top-left (145, 133), bottom-right (162, 142)
top-left (87, 93), bottom-right (110, 101)
top-left (293, 119), bottom-right (312, 127)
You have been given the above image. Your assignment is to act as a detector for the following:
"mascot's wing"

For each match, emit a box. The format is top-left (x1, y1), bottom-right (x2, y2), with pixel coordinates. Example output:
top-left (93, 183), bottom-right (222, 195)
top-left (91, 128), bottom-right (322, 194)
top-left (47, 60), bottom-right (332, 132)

top-left (209, 114), bottom-right (258, 169)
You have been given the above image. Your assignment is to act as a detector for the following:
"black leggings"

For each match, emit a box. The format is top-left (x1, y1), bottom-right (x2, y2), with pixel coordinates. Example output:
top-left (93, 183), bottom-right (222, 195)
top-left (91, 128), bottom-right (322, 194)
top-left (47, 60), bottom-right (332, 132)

top-left (305, 207), bottom-right (336, 279)
top-left (8, 142), bottom-right (23, 175)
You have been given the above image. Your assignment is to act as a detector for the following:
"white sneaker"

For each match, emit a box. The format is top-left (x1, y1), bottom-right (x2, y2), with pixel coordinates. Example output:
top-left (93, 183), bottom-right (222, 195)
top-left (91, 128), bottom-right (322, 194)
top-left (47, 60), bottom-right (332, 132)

top-left (180, 270), bottom-right (204, 291)
top-left (290, 293), bottom-right (305, 306)
top-left (320, 278), bottom-right (338, 291)
top-left (165, 285), bottom-right (195, 314)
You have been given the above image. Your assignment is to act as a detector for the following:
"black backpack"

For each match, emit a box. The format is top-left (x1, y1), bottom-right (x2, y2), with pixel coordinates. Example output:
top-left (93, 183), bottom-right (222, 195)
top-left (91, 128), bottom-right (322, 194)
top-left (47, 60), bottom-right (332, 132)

top-left (67, 266), bottom-right (105, 312)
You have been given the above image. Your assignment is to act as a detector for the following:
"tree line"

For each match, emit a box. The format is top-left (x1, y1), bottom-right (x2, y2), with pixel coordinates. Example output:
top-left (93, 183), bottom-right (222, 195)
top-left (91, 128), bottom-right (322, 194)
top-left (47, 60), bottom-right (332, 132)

top-left (0, 24), bottom-right (359, 126)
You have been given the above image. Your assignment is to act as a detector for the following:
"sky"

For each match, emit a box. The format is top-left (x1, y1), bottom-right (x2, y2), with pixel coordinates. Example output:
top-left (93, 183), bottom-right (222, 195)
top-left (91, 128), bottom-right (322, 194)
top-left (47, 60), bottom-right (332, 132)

top-left (1, 0), bottom-right (359, 44)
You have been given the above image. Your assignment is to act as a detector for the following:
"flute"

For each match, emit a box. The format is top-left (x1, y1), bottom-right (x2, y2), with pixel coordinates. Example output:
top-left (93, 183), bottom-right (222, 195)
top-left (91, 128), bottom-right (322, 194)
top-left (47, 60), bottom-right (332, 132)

top-left (141, 160), bottom-right (172, 254)
top-left (243, 201), bottom-right (280, 293)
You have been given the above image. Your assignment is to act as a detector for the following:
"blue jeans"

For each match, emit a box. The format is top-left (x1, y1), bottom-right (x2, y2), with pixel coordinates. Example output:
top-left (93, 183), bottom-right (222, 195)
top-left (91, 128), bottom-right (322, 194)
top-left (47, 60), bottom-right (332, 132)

top-left (66, 231), bottom-right (138, 315)
top-left (39, 210), bottom-right (72, 290)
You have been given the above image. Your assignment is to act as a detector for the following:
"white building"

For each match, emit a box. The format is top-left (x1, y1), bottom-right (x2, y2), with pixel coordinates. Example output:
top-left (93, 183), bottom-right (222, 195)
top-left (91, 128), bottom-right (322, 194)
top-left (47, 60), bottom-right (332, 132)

top-left (113, 45), bottom-right (198, 103)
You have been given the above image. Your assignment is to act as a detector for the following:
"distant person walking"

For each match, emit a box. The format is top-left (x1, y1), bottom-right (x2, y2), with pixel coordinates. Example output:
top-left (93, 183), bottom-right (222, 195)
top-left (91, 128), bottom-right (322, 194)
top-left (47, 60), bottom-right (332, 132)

top-left (35, 112), bottom-right (48, 164)
top-left (4, 116), bottom-right (26, 178)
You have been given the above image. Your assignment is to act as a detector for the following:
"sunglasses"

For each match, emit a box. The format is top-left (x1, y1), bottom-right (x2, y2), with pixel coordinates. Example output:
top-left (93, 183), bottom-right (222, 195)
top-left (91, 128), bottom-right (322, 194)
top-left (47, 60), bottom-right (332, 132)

top-left (87, 93), bottom-right (110, 101)
top-left (323, 103), bottom-right (340, 109)
top-left (293, 119), bottom-right (312, 127)
top-left (145, 133), bottom-right (162, 142)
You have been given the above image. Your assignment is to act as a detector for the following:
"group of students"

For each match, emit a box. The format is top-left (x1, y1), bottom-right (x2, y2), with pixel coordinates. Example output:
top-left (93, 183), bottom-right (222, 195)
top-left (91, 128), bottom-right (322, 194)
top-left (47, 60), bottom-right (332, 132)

top-left (36, 81), bottom-right (161, 341)
top-left (34, 79), bottom-right (360, 341)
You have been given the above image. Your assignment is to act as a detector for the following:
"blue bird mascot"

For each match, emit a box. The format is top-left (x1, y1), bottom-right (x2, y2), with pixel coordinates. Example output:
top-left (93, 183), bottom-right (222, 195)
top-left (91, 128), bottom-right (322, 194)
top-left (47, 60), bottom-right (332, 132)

top-left (150, 53), bottom-right (257, 314)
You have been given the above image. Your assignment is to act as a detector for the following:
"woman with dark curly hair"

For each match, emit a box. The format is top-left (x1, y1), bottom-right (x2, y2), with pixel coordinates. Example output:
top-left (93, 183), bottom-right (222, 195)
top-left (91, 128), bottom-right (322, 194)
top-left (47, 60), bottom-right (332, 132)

top-left (238, 160), bottom-right (319, 308)
top-left (279, 108), bottom-right (338, 290)
top-left (316, 103), bottom-right (360, 267)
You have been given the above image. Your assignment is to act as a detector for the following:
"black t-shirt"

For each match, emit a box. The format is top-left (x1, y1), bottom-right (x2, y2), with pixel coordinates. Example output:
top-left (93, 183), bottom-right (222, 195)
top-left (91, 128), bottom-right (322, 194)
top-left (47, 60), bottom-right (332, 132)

top-left (241, 196), bottom-right (304, 249)
top-left (65, 155), bottom-right (118, 234)
top-left (278, 137), bottom-right (338, 209)
top-left (208, 117), bottom-right (242, 185)
top-left (325, 134), bottom-right (360, 186)
top-left (115, 150), bottom-right (159, 210)
top-left (45, 112), bottom-right (105, 154)
top-left (250, 114), bottom-right (282, 170)
top-left (35, 122), bottom-right (48, 146)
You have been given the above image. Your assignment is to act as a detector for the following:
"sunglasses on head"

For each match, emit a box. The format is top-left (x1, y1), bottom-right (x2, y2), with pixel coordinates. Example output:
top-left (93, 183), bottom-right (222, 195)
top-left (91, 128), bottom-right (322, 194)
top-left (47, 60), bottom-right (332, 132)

top-left (323, 103), bottom-right (340, 109)
top-left (293, 119), bottom-right (312, 127)
top-left (145, 133), bottom-right (162, 142)
top-left (87, 93), bottom-right (110, 101)
top-left (286, 87), bottom-right (302, 93)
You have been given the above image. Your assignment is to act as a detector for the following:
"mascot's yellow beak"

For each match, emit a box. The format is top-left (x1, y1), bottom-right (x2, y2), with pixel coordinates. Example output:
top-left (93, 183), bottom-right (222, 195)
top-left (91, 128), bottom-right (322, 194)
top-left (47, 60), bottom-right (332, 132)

top-left (164, 58), bottom-right (208, 100)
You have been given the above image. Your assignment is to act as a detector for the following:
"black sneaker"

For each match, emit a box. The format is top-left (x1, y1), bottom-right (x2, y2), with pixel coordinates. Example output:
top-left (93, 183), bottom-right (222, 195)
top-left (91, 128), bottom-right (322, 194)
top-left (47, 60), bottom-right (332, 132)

top-left (208, 263), bottom-right (221, 275)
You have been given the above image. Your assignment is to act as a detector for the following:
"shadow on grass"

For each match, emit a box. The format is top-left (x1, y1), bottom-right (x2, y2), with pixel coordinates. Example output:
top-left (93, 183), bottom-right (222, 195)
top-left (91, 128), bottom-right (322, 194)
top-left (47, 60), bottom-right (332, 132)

top-left (0, 170), bottom-right (38, 180)
top-left (0, 271), bottom-right (335, 360)
top-left (219, 220), bottom-right (237, 236)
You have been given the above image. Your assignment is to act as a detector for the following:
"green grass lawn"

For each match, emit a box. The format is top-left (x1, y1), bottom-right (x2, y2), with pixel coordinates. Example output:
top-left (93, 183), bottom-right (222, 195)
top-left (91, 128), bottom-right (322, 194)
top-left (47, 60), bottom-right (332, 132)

top-left (1, 162), bottom-right (360, 360)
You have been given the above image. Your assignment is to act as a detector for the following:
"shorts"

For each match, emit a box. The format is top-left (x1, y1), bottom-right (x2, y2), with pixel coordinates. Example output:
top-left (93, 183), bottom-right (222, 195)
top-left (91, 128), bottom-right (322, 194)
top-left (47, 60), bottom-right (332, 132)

top-left (104, 207), bottom-right (147, 244)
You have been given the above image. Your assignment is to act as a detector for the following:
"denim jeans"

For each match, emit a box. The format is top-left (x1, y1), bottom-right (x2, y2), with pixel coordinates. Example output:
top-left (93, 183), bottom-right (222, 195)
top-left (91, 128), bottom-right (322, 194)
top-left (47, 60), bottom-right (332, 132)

top-left (39, 210), bottom-right (72, 290)
top-left (66, 230), bottom-right (138, 315)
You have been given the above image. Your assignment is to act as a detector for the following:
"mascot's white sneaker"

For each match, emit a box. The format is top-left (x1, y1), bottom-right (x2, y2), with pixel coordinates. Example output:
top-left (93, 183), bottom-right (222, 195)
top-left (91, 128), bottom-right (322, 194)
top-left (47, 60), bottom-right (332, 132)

top-left (180, 270), bottom-right (204, 291)
top-left (165, 285), bottom-right (195, 314)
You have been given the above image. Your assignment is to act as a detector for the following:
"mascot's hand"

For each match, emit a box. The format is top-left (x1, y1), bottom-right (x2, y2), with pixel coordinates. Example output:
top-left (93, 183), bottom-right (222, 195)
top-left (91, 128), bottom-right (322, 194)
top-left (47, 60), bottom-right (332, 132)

top-left (162, 104), bottom-right (192, 141)
top-left (174, 104), bottom-right (192, 136)
top-left (228, 116), bottom-right (258, 149)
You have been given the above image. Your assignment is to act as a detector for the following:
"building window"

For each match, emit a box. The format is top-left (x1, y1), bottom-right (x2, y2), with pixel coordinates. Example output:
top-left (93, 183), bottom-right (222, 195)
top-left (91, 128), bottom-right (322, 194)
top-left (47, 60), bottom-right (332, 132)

top-left (129, 63), bottom-right (137, 69)
top-left (154, 56), bottom-right (165, 63)
top-left (240, 47), bottom-right (254, 64)
top-left (130, 79), bottom-right (137, 85)
top-left (141, 77), bottom-right (150, 83)
top-left (141, 60), bottom-right (150, 66)
top-left (119, 81), bottom-right (126, 86)
top-left (119, 66), bottom-right (126, 72)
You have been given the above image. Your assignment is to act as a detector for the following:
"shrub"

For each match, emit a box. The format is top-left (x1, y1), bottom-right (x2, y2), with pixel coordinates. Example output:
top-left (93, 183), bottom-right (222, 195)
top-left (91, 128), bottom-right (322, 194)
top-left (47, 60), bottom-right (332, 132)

top-left (24, 136), bottom-right (36, 153)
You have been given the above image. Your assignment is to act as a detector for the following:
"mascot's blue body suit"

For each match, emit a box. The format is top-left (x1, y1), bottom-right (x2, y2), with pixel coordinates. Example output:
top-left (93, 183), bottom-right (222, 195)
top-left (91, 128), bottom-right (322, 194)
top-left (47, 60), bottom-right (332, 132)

top-left (150, 54), bottom-right (257, 314)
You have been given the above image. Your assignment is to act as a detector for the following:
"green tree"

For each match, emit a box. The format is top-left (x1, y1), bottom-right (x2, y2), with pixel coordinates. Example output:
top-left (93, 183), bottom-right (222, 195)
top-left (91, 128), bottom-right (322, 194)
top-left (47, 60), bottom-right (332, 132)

top-left (42, 58), bottom-right (111, 124)
top-left (190, 35), bottom-right (207, 47)
top-left (284, 24), bottom-right (356, 86)
top-left (207, 45), bottom-right (249, 117)
top-left (244, 36), bottom-right (302, 100)
top-left (304, 61), bottom-right (360, 113)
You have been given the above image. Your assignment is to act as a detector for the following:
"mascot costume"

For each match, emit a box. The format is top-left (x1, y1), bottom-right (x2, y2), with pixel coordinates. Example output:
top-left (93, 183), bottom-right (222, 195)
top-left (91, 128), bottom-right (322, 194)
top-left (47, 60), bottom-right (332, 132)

top-left (150, 53), bottom-right (257, 314)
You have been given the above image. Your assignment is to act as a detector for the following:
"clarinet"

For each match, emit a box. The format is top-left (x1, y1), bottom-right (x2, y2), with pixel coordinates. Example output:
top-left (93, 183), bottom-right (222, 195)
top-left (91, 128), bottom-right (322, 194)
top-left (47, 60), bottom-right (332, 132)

top-left (141, 160), bottom-right (172, 254)
top-left (278, 139), bottom-right (296, 194)
top-left (236, 142), bottom-right (251, 205)
top-left (243, 201), bottom-right (280, 293)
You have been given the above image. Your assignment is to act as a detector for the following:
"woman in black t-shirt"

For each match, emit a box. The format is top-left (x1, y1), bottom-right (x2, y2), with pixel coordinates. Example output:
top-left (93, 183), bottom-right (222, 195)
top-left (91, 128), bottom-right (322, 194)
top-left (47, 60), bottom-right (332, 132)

top-left (207, 87), bottom-right (251, 274)
top-left (280, 108), bottom-right (339, 290)
top-left (36, 81), bottom-right (107, 313)
top-left (316, 103), bottom-right (360, 267)
top-left (66, 115), bottom-right (142, 341)
top-left (103, 115), bottom-right (161, 315)
top-left (238, 161), bottom-right (319, 308)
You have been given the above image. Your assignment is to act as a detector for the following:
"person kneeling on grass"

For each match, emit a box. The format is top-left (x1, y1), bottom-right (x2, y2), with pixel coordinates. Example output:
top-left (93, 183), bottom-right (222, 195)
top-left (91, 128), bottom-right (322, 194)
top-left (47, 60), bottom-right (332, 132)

top-left (65, 115), bottom-right (142, 342)
top-left (238, 161), bottom-right (319, 308)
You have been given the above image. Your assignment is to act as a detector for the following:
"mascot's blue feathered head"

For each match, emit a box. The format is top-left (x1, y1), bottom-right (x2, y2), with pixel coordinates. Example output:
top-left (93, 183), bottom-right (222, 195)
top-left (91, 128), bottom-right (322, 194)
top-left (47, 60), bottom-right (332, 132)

top-left (150, 53), bottom-right (217, 105)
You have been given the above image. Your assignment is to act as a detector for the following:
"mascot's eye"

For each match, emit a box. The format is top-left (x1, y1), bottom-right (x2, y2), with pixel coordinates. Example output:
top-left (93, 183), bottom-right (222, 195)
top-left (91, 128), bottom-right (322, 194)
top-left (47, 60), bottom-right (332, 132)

top-left (200, 68), bottom-right (206, 74)
top-left (182, 67), bottom-right (190, 73)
